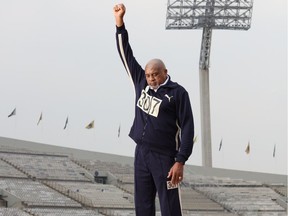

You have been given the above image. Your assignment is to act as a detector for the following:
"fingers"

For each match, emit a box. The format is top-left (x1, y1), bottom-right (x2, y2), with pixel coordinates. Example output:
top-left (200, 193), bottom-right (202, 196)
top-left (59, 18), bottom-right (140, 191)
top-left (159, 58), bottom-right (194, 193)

top-left (167, 170), bottom-right (171, 178)
top-left (171, 173), bottom-right (183, 185)
top-left (113, 4), bottom-right (120, 12)
top-left (114, 3), bottom-right (125, 12)
top-left (167, 171), bottom-right (180, 185)
top-left (169, 162), bottom-right (184, 185)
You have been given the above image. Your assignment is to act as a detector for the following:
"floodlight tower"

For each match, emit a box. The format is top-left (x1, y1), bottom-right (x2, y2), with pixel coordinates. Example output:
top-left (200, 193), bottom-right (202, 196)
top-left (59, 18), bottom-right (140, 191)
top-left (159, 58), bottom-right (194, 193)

top-left (166, 0), bottom-right (253, 167)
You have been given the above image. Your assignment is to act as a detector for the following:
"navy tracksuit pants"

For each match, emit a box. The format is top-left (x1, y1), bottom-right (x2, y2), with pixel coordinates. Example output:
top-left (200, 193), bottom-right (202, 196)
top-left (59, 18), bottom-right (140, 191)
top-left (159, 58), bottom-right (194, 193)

top-left (134, 144), bottom-right (182, 216)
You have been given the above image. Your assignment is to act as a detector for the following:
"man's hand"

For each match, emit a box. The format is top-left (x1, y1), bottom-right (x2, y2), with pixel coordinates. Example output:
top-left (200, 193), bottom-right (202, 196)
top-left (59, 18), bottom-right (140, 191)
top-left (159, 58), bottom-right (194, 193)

top-left (114, 3), bottom-right (126, 27)
top-left (167, 162), bottom-right (184, 185)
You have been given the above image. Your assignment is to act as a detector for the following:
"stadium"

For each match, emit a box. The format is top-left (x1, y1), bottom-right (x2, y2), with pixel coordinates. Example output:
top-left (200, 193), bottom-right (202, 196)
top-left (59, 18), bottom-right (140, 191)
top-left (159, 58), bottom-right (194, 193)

top-left (0, 136), bottom-right (286, 216)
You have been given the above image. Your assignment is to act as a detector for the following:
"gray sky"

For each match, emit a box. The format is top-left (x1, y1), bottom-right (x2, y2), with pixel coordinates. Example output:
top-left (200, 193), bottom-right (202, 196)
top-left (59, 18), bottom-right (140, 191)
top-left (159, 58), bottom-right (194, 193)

top-left (0, 0), bottom-right (287, 175)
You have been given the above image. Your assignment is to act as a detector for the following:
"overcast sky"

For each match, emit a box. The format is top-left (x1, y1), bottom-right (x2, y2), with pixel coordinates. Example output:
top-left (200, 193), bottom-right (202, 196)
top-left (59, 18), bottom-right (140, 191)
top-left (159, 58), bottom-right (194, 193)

top-left (0, 0), bottom-right (286, 175)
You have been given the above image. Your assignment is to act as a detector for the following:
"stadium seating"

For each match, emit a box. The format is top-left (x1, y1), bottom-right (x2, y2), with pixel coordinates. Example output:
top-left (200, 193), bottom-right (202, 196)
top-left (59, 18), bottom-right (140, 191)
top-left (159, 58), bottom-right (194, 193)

top-left (0, 208), bottom-right (31, 216)
top-left (0, 178), bottom-right (81, 207)
top-left (0, 152), bottom-right (90, 181)
top-left (24, 208), bottom-right (101, 216)
top-left (196, 186), bottom-right (285, 213)
top-left (0, 159), bottom-right (28, 178)
top-left (0, 141), bottom-right (286, 216)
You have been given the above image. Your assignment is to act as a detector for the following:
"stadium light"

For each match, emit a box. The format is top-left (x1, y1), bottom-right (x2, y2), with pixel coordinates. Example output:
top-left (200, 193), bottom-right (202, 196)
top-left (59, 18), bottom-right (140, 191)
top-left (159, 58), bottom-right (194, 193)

top-left (166, 0), bottom-right (253, 31)
top-left (165, 0), bottom-right (254, 167)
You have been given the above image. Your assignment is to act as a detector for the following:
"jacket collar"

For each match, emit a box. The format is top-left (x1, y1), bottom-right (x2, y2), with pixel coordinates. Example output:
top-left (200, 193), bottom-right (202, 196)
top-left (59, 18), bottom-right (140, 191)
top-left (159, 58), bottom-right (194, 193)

top-left (147, 75), bottom-right (177, 92)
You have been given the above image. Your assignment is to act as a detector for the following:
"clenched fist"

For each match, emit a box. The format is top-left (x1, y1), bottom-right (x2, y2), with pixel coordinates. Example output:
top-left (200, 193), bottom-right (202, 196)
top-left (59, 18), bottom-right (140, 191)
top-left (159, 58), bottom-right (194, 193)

top-left (114, 3), bottom-right (126, 27)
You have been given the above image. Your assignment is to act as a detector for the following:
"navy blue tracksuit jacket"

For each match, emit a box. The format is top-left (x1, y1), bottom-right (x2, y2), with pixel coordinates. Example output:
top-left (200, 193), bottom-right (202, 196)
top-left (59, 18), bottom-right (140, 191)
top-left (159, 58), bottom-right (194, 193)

top-left (116, 24), bottom-right (194, 164)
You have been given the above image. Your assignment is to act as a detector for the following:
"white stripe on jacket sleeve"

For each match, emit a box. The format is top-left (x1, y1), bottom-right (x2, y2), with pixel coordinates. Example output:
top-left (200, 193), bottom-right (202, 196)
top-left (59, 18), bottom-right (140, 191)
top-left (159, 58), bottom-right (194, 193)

top-left (118, 33), bottom-right (136, 93)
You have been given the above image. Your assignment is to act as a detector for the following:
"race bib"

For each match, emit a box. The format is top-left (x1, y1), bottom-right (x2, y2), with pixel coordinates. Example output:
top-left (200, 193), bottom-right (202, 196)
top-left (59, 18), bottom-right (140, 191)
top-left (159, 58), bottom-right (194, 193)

top-left (137, 90), bottom-right (162, 117)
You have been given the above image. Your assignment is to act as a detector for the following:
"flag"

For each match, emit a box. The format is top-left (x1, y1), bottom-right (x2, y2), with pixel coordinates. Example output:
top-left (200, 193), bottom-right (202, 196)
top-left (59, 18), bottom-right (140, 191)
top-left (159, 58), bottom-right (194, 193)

top-left (118, 124), bottom-right (121, 137)
top-left (63, 116), bottom-right (69, 130)
top-left (8, 108), bottom-right (16, 118)
top-left (273, 144), bottom-right (276, 158)
top-left (245, 142), bottom-right (250, 154)
top-left (219, 138), bottom-right (223, 151)
top-left (85, 120), bottom-right (94, 129)
top-left (37, 112), bottom-right (43, 125)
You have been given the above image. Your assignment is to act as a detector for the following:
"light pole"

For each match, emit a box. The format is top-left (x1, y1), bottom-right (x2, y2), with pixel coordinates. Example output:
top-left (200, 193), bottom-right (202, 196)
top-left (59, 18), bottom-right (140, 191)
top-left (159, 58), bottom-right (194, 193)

top-left (166, 0), bottom-right (253, 167)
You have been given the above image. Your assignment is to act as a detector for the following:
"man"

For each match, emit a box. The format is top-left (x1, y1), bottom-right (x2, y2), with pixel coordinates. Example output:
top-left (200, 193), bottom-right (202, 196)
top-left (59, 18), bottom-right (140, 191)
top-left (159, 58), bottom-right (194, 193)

top-left (114, 4), bottom-right (194, 216)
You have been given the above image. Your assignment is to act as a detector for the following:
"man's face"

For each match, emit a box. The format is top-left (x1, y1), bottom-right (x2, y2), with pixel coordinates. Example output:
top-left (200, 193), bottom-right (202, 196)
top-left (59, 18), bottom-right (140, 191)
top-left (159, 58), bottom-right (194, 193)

top-left (145, 67), bottom-right (167, 90)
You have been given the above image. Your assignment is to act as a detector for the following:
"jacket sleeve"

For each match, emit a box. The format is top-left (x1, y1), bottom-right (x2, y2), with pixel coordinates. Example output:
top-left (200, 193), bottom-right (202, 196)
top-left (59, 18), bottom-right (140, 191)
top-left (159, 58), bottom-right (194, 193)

top-left (115, 24), bottom-right (144, 86)
top-left (175, 89), bottom-right (194, 164)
